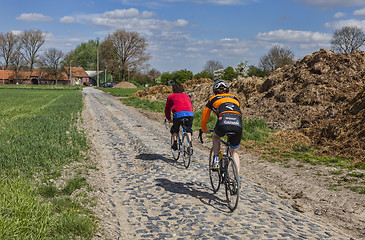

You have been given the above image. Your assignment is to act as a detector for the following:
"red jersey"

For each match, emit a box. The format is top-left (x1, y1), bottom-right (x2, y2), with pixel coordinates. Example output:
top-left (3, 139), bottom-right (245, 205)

top-left (164, 93), bottom-right (193, 121)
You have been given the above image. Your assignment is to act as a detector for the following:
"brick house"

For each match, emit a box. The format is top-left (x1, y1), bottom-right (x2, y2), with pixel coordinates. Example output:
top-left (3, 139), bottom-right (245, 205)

top-left (0, 67), bottom-right (90, 85)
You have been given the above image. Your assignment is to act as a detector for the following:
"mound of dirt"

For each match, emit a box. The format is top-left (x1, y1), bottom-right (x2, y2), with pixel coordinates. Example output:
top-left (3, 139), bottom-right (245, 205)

top-left (132, 85), bottom-right (172, 101)
top-left (131, 78), bottom-right (214, 104)
top-left (242, 49), bottom-right (365, 163)
top-left (114, 81), bottom-right (137, 88)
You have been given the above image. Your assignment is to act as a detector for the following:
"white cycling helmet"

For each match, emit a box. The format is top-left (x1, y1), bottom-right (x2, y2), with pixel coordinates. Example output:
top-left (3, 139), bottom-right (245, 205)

top-left (212, 80), bottom-right (228, 93)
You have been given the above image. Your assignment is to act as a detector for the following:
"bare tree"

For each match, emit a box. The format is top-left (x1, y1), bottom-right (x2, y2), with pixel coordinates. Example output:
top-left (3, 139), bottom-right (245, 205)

top-left (331, 26), bottom-right (365, 53)
top-left (0, 31), bottom-right (20, 69)
top-left (21, 29), bottom-right (45, 71)
top-left (203, 60), bottom-right (224, 74)
top-left (259, 45), bottom-right (294, 74)
top-left (104, 30), bottom-right (150, 81)
top-left (10, 46), bottom-right (26, 84)
top-left (38, 48), bottom-right (64, 85)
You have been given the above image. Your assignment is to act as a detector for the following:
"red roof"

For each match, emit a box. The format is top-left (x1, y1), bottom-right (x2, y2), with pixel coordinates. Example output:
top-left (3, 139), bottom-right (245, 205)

top-left (65, 67), bottom-right (89, 78)
top-left (0, 70), bottom-right (30, 79)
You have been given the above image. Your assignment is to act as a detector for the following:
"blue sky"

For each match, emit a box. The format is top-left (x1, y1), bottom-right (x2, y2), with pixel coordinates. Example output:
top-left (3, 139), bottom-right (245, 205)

top-left (2, 0), bottom-right (365, 74)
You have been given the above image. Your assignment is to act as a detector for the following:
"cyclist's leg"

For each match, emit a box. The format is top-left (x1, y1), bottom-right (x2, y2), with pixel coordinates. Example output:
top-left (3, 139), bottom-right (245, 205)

top-left (228, 128), bottom-right (242, 175)
top-left (213, 134), bottom-right (220, 156)
top-left (231, 147), bottom-right (240, 175)
top-left (171, 118), bottom-right (181, 149)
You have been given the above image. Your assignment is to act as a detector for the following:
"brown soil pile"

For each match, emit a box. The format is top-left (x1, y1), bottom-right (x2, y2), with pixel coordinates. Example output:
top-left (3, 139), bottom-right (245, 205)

top-left (242, 49), bottom-right (365, 163)
top-left (132, 85), bottom-right (172, 101)
top-left (114, 81), bottom-right (137, 88)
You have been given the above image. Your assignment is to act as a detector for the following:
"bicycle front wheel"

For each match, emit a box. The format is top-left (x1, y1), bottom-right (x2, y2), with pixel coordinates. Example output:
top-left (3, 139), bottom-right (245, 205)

top-left (171, 135), bottom-right (180, 161)
top-left (182, 134), bottom-right (192, 169)
top-left (225, 156), bottom-right (240, 212)
top-left (209, 147), bottom-right (221, 193)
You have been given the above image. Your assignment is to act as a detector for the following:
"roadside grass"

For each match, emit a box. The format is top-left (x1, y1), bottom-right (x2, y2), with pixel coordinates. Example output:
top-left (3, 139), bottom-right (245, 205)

top-left (0, 87), bottom-right (97, 239)
top-left (97, 87), bottom-right (145, 97)
top-left (121, 96), bottom-right (166, 112)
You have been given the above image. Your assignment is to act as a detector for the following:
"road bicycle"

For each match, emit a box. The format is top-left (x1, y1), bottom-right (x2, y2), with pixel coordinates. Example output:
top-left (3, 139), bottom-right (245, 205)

top-left (165, 118), bottom-right (193, 168)
top-left (199, 129), bottom-right (240, 212)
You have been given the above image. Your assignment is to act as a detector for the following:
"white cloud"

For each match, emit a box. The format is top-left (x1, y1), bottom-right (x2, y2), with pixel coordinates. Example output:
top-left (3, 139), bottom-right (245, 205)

top-left (196, 0), bottom-right (243, 5)
top-left (334, 12), bottom-right (346, 18)
top-left (16, 13), bottom-right (52, 22)
top-left (325, 19), bottom-right (365, 31)
top-left (354, 7), bottom-right (365, 16)
top-left (69, 8), bottom-right (188, 32)
top-left (293, 0), bottom-right (365, 8)
top-left (60, 16), bottom-right (76, 24)
top-left (257, 29), bottom-right (331, 43)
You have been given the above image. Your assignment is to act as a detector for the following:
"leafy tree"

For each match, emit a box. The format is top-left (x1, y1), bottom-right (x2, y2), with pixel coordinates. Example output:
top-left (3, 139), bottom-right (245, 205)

top-left (65, 40), bottom-right (98, 70)
top-left (331, 26), bottom-right (365, 53)
top-left (21, 29), bottom-right (45, 71)
top-left (194, 70), bottom-right (212, 79)
top-left (223, 66), bottom-right (239, 81)
top-left (235, 61), bottom-right (248, 78)
top-left (172, 69), bottom-right (193, 83)
top-left (160, 69), bottom-right (193, 85)
top-left (203, 60), bottom-right (224, 74)
top-left (247, 65), bottom-right (266, 77)
top-left (259, 45), bottom-right (294, 74)
top-left (160, 72), bottom-right (173, 85)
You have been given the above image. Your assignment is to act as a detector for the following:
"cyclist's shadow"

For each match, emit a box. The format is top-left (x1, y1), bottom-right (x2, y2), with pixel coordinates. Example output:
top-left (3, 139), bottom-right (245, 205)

top-left (135, 153), bottom-right (189, 170)
top-left (155, 178), bottom-right (232, 213)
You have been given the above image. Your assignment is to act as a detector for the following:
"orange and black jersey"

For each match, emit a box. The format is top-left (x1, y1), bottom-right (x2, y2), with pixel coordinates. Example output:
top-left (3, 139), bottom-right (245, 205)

top-left (201, 93), bottom-right (242, 133)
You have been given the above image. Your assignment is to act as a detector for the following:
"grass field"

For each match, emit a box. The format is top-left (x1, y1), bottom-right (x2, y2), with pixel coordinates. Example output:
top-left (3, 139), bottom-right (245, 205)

top-left (0, 86), bottom-right (97, 239)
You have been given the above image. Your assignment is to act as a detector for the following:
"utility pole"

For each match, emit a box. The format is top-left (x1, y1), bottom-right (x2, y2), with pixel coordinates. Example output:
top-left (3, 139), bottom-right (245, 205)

top-left (2, 63), bottom-right (4, 84)
top-left (105, 62), bottom-right (107, 84)
top-left (70, 60), bottom-right (73, 85)
top-left (96, 38), bottom-right (99, 87)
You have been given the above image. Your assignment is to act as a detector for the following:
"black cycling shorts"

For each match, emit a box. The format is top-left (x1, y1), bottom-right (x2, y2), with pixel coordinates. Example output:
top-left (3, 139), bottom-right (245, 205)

top-left (171, 116), bottom-right (193, 135)
top-left (214, 113), bottom-right (242, 148)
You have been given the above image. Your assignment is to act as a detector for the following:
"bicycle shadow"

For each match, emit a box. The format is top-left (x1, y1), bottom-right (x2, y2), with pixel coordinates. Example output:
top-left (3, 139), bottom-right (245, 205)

top-left (135, 153), bottom-right (188, 170)
top-left (155, 178), bottom-right (232, 213)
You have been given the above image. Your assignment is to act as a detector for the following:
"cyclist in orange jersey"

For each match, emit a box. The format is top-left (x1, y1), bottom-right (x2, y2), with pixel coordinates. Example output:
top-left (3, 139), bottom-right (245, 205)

top-left (201, 80), bottom-right (242, 173)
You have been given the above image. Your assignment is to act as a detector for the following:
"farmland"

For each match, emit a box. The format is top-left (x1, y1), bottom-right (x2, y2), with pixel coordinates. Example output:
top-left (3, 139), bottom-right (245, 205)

top-left (0, 86), bottom-right (96, 239)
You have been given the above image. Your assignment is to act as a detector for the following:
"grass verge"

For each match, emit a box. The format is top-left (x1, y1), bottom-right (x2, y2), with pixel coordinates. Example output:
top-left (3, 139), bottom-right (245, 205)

top-left (97, 87), bottom-right (144, 97)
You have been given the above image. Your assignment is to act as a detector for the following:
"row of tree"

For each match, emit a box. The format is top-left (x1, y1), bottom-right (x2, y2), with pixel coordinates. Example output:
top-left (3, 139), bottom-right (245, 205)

top-left (0, 26), bottom-right (364, 85)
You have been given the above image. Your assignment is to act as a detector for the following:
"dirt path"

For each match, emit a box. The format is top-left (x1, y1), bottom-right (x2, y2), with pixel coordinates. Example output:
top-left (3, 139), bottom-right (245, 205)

top-left (82, 87), bottom-right (363, 240)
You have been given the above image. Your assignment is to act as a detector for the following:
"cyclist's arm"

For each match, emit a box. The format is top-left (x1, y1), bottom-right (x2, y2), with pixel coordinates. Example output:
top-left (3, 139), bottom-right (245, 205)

top-left (201, 106), bottom-right (211, 133)
top-left (164, 97), bottom-right (172, 121)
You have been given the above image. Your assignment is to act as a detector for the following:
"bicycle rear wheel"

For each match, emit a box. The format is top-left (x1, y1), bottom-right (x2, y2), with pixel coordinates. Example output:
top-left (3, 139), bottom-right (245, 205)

top-left (209, 147), bottom-right (221, 193)
top-left (225, 156), bottom-right (240, 212)
top-left (182, 134), bottom-right (192, 169)
top-left (171, 135), bottom-right (180, 161)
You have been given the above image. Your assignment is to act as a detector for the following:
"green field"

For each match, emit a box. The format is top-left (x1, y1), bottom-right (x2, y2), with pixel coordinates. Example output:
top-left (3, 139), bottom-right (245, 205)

top-left (0, 87), bottom-right (97, 239)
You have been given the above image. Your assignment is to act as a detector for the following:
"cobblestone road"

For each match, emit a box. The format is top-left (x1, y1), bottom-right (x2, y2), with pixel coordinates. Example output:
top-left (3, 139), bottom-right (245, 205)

top-left (83, 88), bottom-right (356, 240)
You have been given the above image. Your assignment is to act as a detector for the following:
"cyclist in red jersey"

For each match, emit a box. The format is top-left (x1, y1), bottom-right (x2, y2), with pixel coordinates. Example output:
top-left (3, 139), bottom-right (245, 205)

top-left (165, 83), bottom-right (194, 150)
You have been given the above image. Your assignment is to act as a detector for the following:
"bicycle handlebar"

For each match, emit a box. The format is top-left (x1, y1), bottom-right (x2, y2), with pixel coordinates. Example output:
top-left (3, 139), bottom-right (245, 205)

top-left (199, 129), bottom-right (213, 144)
top-left (199, 129), bottom-right (204, 143)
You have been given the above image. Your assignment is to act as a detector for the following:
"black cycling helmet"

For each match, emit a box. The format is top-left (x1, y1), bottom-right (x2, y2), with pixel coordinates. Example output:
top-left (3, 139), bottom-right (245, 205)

top-left (212, 79), bottom-right (228, 93)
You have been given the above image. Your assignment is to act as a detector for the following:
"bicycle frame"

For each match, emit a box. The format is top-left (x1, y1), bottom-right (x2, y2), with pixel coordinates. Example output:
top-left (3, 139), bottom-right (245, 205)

top-left (199, 129), bottom-right (240, 212)
top-left (167, 118), bottom-right (192, 168)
